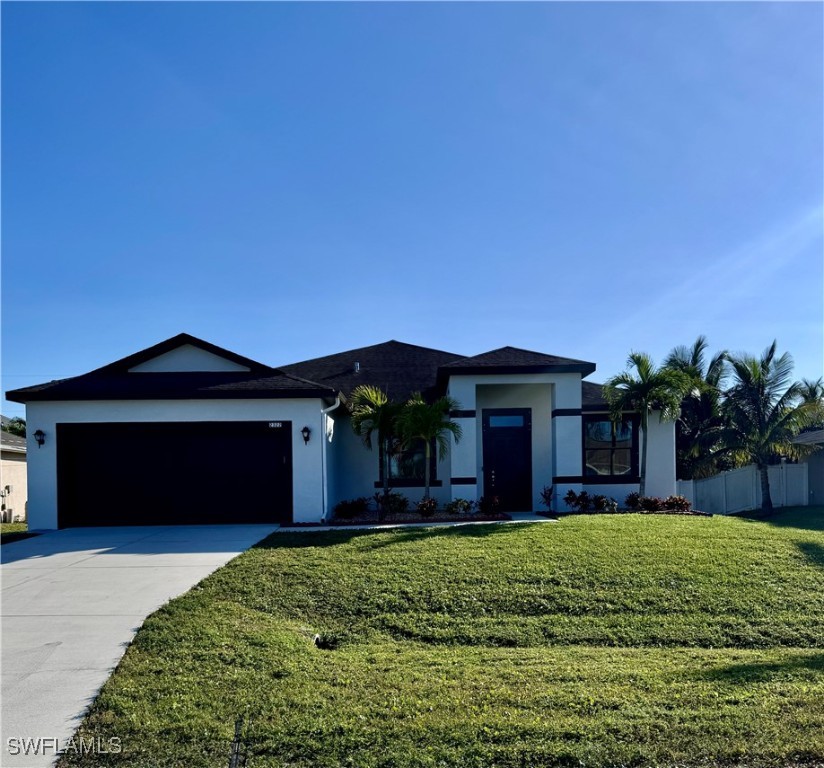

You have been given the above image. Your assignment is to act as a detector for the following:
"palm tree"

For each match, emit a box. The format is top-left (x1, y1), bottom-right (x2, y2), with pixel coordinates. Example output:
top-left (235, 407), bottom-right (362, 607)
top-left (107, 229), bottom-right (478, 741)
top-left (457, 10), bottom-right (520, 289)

top-left (721, 342), bottom-right (821, 514)
top-left (349, 385), bottom-right (402, 497)
top-left (664, 336), bottom-right (729, 479)
top-left (396, 393), bottom-right (462, 499)
top-left (603, 352), bottom-right (689, 497)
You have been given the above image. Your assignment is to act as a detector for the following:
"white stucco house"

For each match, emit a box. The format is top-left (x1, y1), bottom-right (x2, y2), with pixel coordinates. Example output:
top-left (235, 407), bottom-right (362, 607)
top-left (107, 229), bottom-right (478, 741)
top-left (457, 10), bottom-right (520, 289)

top-left (7, 334), bottom-right (676, 529)
top-left (1, 419), bottom-right (28, 522)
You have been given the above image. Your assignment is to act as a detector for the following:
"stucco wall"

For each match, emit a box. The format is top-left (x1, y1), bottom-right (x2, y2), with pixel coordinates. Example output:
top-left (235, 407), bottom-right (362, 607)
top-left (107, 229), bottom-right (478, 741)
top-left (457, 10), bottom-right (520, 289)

top-left (129, 345), bottom-right (251, 372)
top-left (1, 452), bottom-right (28, 521)
top-left (24, 399), bottom-right (329, 529)
top-left (328, 412), bottom-right (453, 511)
top-left (476, 383), bottom-right (553, 510)
top-left (642, 415), bottom-right (677, 498)
top-left (448, 373), bottom-right (586, 511)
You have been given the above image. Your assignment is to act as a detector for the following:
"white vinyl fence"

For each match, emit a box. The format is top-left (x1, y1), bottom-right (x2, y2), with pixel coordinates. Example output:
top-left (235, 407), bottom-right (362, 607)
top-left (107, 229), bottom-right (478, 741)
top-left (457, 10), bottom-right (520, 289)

top-left (676, 462), bottom-right (810, 515)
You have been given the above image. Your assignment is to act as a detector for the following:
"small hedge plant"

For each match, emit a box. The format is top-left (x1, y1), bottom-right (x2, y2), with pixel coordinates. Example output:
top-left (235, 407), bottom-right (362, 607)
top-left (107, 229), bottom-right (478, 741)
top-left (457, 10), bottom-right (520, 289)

top-left (416, 497), bottom-right (438, 518)
top-left (476, 496), bottom-right (501, 515)
top-left (625, 493), bottom-right (692, 513)
top-left (444, 498), bottom-right (474, 516)
top-left (333, 497), bottom-right (371, 520)
top-left (563, 490), bottom-right (618, 514)
top-left (374, 491), bottom-right (409, 517)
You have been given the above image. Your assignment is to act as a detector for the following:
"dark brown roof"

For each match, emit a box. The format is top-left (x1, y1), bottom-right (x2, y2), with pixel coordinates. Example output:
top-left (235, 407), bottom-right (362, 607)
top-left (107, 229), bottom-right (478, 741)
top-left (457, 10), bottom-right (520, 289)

top-left (281, 340), bottom-right (464, 402)
top-left (7, 335), bottom-right (602, 406)
top-left (6, 334), bottom-right (337, 403)
top-left (582, 381), bottom-right (608, 409)
top-left (7, 372), bottom-right (337, 403)
top-left (439, 346), bottom-right (596, 377)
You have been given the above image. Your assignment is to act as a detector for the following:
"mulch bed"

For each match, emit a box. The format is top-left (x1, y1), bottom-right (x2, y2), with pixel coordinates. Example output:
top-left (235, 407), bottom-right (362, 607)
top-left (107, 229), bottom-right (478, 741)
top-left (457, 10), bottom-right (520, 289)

top-left (324, 512), bottom-right (511, 526)
top-left (556, 509), bottom-right (712, 518)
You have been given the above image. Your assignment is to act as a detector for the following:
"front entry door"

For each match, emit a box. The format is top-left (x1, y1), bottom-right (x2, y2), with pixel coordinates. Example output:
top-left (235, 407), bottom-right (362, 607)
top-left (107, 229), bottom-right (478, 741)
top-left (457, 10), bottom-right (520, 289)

top-left (482, 408), bottom-right (532, 512)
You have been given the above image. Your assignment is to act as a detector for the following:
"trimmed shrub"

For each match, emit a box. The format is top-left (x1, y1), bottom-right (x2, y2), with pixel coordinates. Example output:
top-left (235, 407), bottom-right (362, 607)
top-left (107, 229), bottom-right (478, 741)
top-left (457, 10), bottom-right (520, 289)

top-left (592, 495), bottom-right (620, 514)
top-left (444, 498), bottom-right (473, 516)
top-left (625, 492), bottom-right (641, 510)
top-left (333, 497), bottom-right (370, 520)
top-left (639, 496), bottom-right (663, 512)
top-left (477, 496), bottom-right (501, 515)
top-left (416, 497), bottom-right (438, 518)
top-left (663, 495), bottom-right (692, 512)
top-left (563, 490), bottom-right (592, 513)
top-left (374, 492), bottom-right (409, 516)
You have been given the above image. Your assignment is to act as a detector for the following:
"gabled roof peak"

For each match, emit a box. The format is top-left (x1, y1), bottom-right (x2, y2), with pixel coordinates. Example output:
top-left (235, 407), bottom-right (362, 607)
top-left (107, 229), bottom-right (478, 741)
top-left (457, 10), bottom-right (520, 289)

top-left (441, 346), bottom-right (596, 375)
top-left (90, 333), bottom-right (274, 375)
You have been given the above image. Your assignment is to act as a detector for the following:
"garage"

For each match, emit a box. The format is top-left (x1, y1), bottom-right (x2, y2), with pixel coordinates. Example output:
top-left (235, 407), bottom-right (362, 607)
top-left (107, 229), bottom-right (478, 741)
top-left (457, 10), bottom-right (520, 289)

top-left (57, 421), bottom-right (293, 527)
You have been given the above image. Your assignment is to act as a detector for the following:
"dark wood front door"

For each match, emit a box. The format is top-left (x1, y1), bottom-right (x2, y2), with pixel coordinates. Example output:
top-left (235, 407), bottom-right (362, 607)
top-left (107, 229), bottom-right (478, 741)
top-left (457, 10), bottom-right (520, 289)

top-left (482, 408), bottom-right (532, 512)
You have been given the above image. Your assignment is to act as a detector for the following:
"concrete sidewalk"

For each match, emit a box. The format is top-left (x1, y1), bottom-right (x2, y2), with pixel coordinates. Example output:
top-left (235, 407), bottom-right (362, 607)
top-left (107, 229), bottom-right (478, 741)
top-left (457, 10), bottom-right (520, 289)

top-left (1, 524), bottom-right (278, 768)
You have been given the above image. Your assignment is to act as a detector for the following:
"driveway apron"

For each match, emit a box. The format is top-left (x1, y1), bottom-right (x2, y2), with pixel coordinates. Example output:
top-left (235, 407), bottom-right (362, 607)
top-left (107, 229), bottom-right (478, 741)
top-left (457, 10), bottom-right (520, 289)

top-left (1, 525), bottom-right (278, 767)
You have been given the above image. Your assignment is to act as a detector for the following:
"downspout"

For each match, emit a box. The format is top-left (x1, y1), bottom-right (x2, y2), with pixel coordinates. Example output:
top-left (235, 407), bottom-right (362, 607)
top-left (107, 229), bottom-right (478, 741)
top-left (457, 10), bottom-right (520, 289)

top-left (320, 396), bottom-right (342, 522)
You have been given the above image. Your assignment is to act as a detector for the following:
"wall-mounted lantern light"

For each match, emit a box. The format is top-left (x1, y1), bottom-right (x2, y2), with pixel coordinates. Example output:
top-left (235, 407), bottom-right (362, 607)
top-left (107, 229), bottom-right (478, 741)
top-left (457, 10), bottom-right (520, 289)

top-left (300, 426), bottom-right (312, 445)
top-left (33, 429), bottom-right (46, 448)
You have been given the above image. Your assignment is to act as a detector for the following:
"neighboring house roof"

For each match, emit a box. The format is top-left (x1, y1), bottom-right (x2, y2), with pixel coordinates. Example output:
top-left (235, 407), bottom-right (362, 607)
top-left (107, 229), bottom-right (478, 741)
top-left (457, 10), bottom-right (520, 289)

top-left (440, 346), bottom-right (596, 376)
top-left (6, 334), bottom-right (338, 403)
top-left (793, 429), bottom-right (824, 446)
top-left (281, 340), bottom-right (464, 402)
top-left (0, 430), bottom-right (26, 454)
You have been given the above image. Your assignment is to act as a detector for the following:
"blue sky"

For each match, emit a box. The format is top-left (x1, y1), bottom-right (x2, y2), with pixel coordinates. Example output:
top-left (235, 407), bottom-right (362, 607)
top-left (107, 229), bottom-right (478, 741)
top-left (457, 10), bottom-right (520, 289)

top-left (2, 2), bottom-right (822, 418)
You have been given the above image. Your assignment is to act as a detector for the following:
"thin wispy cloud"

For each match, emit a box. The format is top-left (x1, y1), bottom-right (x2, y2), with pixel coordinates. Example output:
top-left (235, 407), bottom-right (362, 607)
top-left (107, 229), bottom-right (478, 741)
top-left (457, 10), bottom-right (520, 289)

top-left (596, 203), bottom-right (824, 352)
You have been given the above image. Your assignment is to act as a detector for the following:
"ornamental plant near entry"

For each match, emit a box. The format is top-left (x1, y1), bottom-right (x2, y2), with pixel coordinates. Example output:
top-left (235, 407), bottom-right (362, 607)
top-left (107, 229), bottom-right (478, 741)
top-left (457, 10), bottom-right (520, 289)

top-left (416, 497), bottom-right (438, 518)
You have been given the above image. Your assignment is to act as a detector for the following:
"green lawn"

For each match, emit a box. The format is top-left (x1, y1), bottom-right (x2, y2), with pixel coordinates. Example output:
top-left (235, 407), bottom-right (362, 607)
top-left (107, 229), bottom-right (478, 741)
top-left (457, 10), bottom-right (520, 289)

top-left (0, 521), bottom-right (37, 544)
top-left (59, 509), bottom-right (824, 767)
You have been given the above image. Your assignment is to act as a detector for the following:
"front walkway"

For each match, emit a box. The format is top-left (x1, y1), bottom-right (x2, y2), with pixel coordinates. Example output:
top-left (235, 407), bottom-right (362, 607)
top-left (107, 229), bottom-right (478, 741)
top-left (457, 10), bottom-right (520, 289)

top-left (1, 525), bottom-right (278, 768)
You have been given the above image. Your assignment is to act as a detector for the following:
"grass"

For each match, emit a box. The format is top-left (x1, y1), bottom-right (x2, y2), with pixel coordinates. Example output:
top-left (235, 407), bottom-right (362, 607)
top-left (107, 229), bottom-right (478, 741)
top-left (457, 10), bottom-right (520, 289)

top-left (59, 508), bottom-right (824, 767)
top-left (0, 521), bottom-right (37, 544)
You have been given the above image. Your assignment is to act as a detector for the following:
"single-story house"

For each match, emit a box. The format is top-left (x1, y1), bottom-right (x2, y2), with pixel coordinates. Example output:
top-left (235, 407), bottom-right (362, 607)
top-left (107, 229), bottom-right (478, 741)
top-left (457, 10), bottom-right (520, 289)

top-left (0, 419), bottom-right (28, 522)
top-left (7, 333), bottom-right (676, 529)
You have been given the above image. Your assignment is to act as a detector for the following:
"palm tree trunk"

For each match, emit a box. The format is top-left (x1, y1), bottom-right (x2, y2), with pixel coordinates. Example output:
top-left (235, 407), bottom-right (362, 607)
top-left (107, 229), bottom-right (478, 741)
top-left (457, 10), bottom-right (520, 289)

top-left (639, 420), bottom-right (648, 498)
top-left (759, 464), bottom-right (774, 514)
top-left (424, 441), bottom-right (431, 499)
top-left (380, 439), bottom-right (389, 495)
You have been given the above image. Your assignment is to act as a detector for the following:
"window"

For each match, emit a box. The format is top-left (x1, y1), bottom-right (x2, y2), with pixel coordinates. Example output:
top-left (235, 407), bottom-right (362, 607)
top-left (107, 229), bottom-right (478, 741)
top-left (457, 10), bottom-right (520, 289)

top-left (583, 416), bottom-right (638, 477)
top-left (489, 414), bottom-right (525, 428)
top-left (378, 438), bottom-right (439, 486)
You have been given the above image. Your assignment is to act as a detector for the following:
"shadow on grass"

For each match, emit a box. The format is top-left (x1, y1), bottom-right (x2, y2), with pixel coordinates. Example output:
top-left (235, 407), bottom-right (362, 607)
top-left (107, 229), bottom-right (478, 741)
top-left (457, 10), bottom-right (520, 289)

top-left (796, 541), bottom-right (824, 570)
top-left (732, 506), bottom-right (824, 534)
top-left (252, 521), bottom-right (521, 551)
top-left (699, 653), bottom-right (824, 683)
top-left (0, 531), bottom-right (40, 545)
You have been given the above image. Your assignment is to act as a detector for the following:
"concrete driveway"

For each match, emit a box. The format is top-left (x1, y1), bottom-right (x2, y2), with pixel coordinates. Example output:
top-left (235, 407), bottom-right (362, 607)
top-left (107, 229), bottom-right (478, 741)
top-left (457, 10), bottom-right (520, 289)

top-left (1, 524), bottom-right (279, 768)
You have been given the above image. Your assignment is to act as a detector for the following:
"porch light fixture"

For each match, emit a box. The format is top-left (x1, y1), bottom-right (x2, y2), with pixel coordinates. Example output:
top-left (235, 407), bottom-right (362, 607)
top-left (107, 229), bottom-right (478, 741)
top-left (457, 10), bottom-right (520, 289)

top-left (301, 426), bottom-right (312, 445)
top-left (33, 429), bottom-right (46, 448)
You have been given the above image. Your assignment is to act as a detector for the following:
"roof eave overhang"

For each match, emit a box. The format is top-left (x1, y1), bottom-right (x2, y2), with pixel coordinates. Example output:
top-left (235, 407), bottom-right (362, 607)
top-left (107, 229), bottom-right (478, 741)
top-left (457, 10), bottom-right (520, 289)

top-left (438, 362), bottom-right (596, 386)
top-left (6, 389), bottom-right (338, 404)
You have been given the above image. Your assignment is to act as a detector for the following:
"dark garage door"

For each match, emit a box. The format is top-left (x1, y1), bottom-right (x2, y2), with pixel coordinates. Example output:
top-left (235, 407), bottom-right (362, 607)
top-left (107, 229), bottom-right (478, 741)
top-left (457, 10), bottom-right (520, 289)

top-left (57, 421), bottom-right (293, 527)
